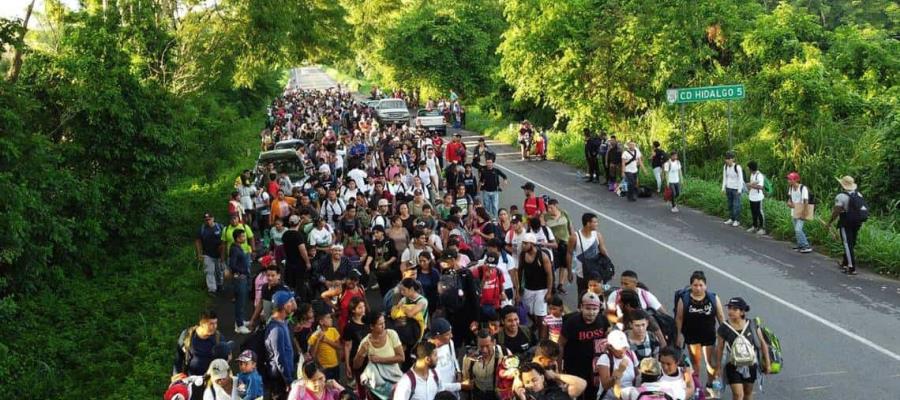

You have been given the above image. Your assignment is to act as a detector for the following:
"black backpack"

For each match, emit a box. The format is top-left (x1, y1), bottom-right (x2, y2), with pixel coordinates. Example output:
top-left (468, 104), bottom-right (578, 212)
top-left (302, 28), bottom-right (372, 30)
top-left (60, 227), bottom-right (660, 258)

top-left (438, 270), bottom-right (467, 312)
top-left (842, 191), bottom-right (869, 226)
top-left (799, 184), bottom-right (817, 205)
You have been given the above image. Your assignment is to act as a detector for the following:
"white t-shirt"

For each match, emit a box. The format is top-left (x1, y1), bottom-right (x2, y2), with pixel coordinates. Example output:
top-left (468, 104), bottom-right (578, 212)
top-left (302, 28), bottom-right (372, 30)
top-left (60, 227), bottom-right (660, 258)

top-left (505, 229), bottom-right (526, 269)
top-left (347, 168), bottom-right (368, 189)
top-left (748, 171), bottom-right (765, 202)
top-left (572, 230), bottom-right (598, 278)
top-left (433, 342), bottom-right (461, 395)
top-left (308, 227), bottom-right (334, 247)
top-left (596, 352), bottom-right (638, 400)
top-left (392, 369), bottom-right (443, 400)
top-left (664, 160), bottom-right (682, 184)
top-left (789, 185), bottom-right (809, 219)
top-left (721, 163), bottom-right (744, 190)
top-left (622, 148), bottom-right (642, 174)
top-left (658, 368), bottom-right (689, 400)
top-left (401, 245), bottom-right (433, 267)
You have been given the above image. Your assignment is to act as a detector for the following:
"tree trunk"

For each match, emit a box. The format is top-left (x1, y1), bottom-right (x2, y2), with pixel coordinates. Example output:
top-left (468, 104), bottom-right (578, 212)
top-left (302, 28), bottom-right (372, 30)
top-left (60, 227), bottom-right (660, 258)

top-left (5, 0), bottom-right (36, 84)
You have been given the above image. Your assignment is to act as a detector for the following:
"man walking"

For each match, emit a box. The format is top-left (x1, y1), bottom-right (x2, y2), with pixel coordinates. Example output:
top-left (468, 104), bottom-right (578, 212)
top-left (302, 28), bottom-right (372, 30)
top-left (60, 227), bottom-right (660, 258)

top-left (620, 140), bottom-right (644, 202)
top-left (826, 176), bottom-right (867, 275)
top-left (195, 213), bottom-right (224, 295)
top-left (721, 151), bottom-right (744, 227)
top-left (651, 141), bottom-right (667, 193)
top-left (583, 129), bottom-right (602, 183)
top-left (786, 172), bottom-right (813, 253)
top-left (479, 158), bottom-right (508, 218)
top-left (266, 291), bottom-right (297, 399)
top-left (229, 229), bottom-right (253, 334)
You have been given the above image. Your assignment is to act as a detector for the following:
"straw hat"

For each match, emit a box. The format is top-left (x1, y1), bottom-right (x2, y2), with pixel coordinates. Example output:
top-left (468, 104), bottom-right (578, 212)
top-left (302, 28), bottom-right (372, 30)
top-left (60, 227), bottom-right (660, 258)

top-left (837, 176), bottom-right (857, 191)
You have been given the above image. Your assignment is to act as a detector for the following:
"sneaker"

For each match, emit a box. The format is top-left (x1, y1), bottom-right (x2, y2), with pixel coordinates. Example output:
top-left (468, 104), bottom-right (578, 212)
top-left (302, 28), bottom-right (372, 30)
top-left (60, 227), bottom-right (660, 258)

top-left (791, 245), bottom-right (802, 250)
top-left (746, 226), bottom-right (756, 233)
top-left (723, 219), bottom-right (733, 224)
top-left (799, 247), bottom-right (813, 253)
top-left (756, 228), bottom-right (766, 235)
top-left (556, 284), bottom-right (567, 295)
top-left (369, 282), bottom-right (380, 290)
top-left (731, 221), bottom-right (740, 227)
top-left (207, 291), bottom-right (217, 298)
top-left (671, 207), bottom-right (678, 213)
top-left (845, 269), bottom-right (858, 275)
top-left (235, 325), bottom-right (251, 334)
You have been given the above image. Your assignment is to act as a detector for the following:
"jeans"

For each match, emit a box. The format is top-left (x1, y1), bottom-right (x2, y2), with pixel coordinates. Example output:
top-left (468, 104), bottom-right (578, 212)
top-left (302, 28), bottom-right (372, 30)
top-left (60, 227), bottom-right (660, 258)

top-left (750, 200), bottom-right (765, 229)
top-left (669, 182), bottom-right (681, 207)
top-left (726, 188), bottom-right (742, 221)
top-left (792, 218), bottom-right (810, 248)
top-left (202, 256), bottom-right (223, 292)
top-left (234, 275), bottom-right (249, 327)
top-left (840, 223), bottom-right (861, 269)
top-left (625, 172), bottom-right (638, 200)
top-left (482, 191), bottom-right (500, 218)
top-left (653, 166), bottom-right (663, 192)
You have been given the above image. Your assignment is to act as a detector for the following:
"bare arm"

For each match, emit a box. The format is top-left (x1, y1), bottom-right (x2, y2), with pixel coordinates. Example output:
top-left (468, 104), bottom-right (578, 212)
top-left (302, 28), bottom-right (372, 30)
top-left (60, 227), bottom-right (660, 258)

top-left (675, 299), bottom-right (685, 347)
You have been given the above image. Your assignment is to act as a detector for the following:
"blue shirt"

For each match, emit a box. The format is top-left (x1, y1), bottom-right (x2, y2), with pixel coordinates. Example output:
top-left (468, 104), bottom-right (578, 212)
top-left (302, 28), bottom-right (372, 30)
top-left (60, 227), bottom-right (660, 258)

top-left (237, 370), bottom-right (264, 400)
top-left (229, 244), bottom-right (251, 275)
top-left (266, 319), bottom-right (295, 383)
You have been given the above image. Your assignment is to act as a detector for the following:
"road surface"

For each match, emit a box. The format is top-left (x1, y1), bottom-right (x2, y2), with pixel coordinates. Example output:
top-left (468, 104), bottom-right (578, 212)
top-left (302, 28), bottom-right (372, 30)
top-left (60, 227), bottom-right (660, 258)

top-left (215, 66), bottom-right (900, 399)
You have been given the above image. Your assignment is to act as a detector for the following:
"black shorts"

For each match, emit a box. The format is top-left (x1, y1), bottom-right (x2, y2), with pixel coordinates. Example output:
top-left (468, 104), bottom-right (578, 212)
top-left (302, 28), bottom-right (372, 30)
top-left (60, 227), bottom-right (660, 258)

top-left (724, 363), bottom-right (758, 385)
top-left (683, 334), bottom-right (716, 347)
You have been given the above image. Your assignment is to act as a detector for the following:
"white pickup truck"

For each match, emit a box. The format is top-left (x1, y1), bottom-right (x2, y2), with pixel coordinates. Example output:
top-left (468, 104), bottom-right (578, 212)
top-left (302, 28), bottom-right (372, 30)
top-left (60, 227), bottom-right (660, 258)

top-left (415, 109), bottom-right (447, 136)
top-left (374, 99), bottom-right (410, 126)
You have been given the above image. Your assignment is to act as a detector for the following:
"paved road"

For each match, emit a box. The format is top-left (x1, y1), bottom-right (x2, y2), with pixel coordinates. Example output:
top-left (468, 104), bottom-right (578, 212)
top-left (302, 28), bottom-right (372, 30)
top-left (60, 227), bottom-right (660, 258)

top-left (246, 66), bottom-right (900, 399)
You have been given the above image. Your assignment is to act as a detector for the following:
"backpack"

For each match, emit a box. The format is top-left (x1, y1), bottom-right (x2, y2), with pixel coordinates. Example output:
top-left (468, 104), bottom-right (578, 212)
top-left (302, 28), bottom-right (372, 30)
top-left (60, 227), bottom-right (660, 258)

top-left (842, 191), bottom-right (869, 226)
top-left (474, 265), bottom-right (503, 305)
top-left (672, 288), bottom-right (717, 317)
top-left (180, 326), bottom-right (222, 374)
top-left (798, 184), bottom-right (816, 205)
top-left (596, 348), bottom-right (638, 398)
top-left (392, 368), bottom-right (440, 400)
top-left (724, 320), bottom-right (757, 368)
top-left (754, 317), bottom-right (783, 374)
top-left (438, 270), bottom-right (466, 312)
top-left (636, 390), bottom-right (674, 400)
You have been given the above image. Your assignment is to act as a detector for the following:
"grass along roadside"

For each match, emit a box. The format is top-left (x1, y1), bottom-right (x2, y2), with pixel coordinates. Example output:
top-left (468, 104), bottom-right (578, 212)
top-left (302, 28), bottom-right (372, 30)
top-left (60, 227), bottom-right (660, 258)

top-left (464, 104), bottom-right (900, 276)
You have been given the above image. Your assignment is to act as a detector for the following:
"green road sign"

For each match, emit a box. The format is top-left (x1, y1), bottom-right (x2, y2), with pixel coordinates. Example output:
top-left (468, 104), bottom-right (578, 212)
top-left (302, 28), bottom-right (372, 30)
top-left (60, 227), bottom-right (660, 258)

top-left (666, 84), bottom-right (744, 104)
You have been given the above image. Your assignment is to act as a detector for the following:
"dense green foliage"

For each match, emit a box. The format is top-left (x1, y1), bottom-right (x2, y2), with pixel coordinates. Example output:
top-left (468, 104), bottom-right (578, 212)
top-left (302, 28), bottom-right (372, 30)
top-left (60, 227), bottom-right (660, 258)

top-left (0, 1), bottom-right (341, 398)
top-left (339, 0), bottom-right (505, 99)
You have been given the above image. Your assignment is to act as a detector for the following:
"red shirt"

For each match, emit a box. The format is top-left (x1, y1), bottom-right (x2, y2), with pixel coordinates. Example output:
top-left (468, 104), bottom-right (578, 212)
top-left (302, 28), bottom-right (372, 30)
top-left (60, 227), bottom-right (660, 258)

top-left (523, 196), bottom-right (546, 217)
top-left (446, 141), bottom-right (466, 164)
top-left (472, 265), bottom-right (505, 308)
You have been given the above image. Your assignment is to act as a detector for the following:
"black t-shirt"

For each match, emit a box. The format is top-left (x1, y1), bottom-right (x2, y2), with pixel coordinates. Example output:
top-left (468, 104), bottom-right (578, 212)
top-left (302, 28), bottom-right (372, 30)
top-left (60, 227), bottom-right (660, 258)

top-left (561, 314), bottom-right (609, 382)
top-left (341, 319), bottom-right (370, 371)
top-left (498, 329), bottom-right (533, 359)
top-left (282, 229), bottom-right (303, 267)
top-left (525, 382), bottom-right (569, 400)
top-left (261, 283), bottom-right (290, 302)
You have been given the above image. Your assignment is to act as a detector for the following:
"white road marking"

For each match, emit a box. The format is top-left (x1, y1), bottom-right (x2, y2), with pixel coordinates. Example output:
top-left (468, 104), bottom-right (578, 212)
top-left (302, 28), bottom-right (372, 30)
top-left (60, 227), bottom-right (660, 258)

top-left (494, 162), bottom-right (900, 363)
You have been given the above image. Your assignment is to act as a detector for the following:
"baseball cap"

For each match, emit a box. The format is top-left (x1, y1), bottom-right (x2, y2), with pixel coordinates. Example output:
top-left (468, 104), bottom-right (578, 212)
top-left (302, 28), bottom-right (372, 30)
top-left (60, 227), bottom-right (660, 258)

top-left (431, 318), bottom-right (452, 335)
top-left (521, 232), bottom-right (538, 244)
top-left (237, 350), bottom-right (257, 363)
top-left (607, 330), bottom-right (628, 350)
top-left (726, 297), bottom-right (750, 312)
top-left (521, 182), bottom-right (536, 191)
top-left (378, 198), bottom-right (390, 207)
top-left (441, 249), bottom-right (458, 260)
top-left (206, 359), bottom-right (231, 380)
top-left (484, 252), bottom-right (499, 266)
top-left (511, 214), bottom-right (523, 224)
top-left (581, 292), bottom-right (602, 307)
top-left (347, 268), bottom-right (363, 281)
top-left (786, 172), bottom-right (800, 181)
top-left (203, 212), bottom-right (214, 219)
top-left (273, 290), bottom-right (295, 309)
top-left (288, 215), bottom-right (301, 225)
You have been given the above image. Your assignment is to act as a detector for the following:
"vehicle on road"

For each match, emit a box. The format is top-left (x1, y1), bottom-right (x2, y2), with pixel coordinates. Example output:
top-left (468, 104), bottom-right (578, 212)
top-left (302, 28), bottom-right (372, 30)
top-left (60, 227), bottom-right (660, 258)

top-left (374, 98), bottom-right (410, 126)
top-left (273, 139), bottom-right (306, 151)
top-left (254, 149), bottom-right (307, 188)
top-left (415, 109), bottom-right (447, 136)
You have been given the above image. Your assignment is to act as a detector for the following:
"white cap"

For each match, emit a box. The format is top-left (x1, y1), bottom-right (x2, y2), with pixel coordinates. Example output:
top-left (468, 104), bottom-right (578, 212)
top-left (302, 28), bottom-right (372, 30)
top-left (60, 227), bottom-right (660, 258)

top-left (608, 330), bottom-right (629, 350)
top-left (521, 233), bottom-right (538, 244)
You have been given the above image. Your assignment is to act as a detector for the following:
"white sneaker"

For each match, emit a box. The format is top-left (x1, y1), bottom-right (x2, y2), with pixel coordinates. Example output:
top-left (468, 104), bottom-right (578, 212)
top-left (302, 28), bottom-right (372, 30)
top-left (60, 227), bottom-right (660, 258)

top-left (756, 229), bottom-right (766, 235)
top-left (672, 206), bottom-right (679, 213)
top-left (724, 219), bottom-right (733, 224)
top-left (746, 226), bottom-right (756, 232)
top-left (732, 221), bottom-right (740, 227)
top-left (235, 325), bottom-right (251, 334)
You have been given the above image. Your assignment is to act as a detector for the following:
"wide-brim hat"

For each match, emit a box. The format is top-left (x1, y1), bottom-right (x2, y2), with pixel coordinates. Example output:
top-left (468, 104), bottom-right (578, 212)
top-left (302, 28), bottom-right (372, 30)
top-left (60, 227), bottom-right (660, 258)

top-left (837, 176), bottom-right (857, 191)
